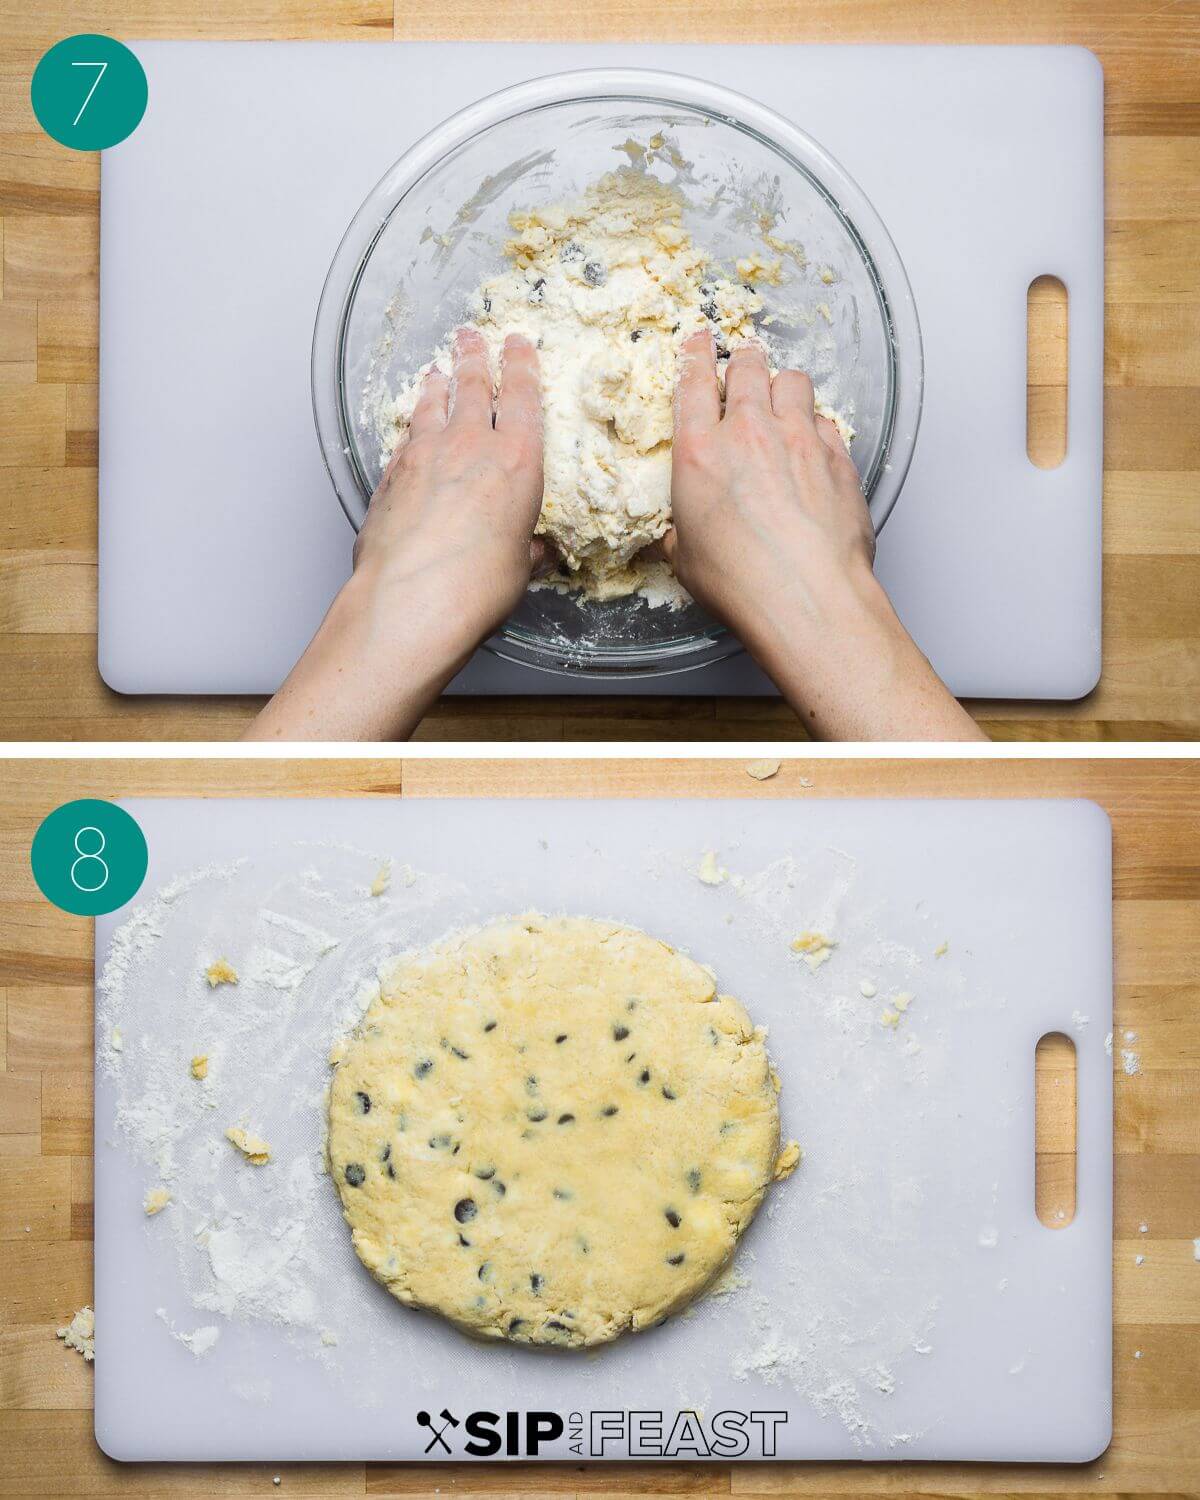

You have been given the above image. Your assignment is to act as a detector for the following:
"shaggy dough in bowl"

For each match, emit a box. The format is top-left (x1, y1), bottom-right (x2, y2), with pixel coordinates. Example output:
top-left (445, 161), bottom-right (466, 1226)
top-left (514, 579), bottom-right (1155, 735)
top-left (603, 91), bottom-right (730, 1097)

top-left (376, 168), bottom-right (851, 603)
top-left (327, 913), bottom-right (800, 1347)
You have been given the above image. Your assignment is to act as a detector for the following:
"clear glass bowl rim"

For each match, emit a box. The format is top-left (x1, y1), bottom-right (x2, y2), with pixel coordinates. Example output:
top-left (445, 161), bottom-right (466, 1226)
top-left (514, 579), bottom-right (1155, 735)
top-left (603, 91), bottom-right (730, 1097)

top-left (311, 66), bottom-right (924, 681)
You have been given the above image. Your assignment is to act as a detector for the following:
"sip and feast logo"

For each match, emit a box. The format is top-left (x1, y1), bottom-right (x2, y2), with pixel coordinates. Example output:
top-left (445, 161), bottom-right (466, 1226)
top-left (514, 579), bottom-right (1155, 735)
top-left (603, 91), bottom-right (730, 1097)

top-left (416, 1407), bottom-right (787, 1458)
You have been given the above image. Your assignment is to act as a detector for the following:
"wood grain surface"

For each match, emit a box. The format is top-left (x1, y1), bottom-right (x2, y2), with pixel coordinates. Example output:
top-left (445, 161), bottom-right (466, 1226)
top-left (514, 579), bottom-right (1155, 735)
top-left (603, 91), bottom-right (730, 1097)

top-left (0, 0), bottom-right (1199, 741)
top-left (0, 754), bottom-right (1198, 1495)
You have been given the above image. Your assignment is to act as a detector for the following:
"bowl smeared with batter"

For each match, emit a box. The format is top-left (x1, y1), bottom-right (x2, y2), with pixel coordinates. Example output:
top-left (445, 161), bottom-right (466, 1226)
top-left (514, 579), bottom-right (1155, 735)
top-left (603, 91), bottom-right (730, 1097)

top-left (313, 69), bottom-right (923, 677)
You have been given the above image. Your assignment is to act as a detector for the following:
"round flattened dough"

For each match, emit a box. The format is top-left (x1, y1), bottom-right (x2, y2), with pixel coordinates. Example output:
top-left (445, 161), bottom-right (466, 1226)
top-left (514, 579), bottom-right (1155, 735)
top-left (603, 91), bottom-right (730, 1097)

top-left (328, 913), bottom-right (795, 1347)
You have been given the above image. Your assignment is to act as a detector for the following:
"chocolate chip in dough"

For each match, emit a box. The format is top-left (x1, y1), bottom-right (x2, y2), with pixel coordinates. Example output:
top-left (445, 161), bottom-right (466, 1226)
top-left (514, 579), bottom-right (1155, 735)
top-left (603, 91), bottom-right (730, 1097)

top-left (612, 1025), bottom-right (630, 1042)
top-left (667, 1253), bottom-right (686, 1266)
top-left (344, 1163), bottom-right (366, 1188)
top-left (454, 1197), bottom-right (478, 1224)
top-left (355, 1091), bottom-right (371, 1115)
top-left (557, 1113), bottom-right (575, 1125)
top-left (601, 1105), bottom-right (619, 1118)
top-left (414, 1058), bottom-right (434, 1079)
top-left (665, 1208), bottom-right (681, 1228)
top-left (583, 260), bottom-right (607, 286)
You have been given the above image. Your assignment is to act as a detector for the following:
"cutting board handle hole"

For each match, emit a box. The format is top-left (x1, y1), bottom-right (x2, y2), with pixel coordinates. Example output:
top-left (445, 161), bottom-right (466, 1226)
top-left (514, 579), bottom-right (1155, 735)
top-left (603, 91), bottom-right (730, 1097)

top-left (1035, 1030), bottom-right (1077, 1228)
top-left (1027, 276), bottom-right (1069, 469)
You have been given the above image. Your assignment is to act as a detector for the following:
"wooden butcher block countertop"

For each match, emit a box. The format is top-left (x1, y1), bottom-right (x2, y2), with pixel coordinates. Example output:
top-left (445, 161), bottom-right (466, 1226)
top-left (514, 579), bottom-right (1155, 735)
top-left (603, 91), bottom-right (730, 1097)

top-left (0, 0), bottom-right (1198, 740)
top-left (1, 756), bottom-right (1198, 1493)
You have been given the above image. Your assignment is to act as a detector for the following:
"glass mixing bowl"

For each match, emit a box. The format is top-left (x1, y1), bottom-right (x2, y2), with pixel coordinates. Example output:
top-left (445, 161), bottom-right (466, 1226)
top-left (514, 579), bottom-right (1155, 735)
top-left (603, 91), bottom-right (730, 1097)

top-left (312, 69), bottom-right (923, 680)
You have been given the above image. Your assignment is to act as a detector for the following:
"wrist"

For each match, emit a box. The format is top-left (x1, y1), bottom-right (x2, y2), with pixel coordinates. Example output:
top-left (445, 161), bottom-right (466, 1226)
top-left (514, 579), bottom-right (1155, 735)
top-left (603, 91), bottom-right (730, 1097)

top-left (715, 548), bottom-right (894, 665)
top-left (346, 552), bottom-right (505, 663)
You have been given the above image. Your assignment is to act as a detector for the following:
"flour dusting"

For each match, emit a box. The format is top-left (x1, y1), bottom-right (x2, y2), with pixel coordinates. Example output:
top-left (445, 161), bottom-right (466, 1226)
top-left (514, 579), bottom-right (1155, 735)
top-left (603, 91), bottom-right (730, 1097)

top-left (97, 828), bottom-right (981, 1450)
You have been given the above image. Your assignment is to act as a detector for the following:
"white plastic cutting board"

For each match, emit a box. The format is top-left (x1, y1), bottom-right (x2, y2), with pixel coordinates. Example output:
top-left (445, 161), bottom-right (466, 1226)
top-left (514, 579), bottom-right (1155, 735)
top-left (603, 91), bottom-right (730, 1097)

top-left (93, 797), bottom-right (1112, 1463)
top-left (98, 42), bottom-right (1102, 702)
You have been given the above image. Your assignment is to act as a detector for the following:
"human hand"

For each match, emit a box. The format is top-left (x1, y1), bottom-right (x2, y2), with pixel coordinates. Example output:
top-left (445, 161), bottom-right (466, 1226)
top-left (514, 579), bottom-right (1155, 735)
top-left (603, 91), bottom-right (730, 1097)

top-left (662, 331), bottom-right (984, 741)
top-left (662, 331), bottom-right (876, 638)
top-left (354, 327), bottom-right (547, 646)
top-left (245, 328), bottom-right (547, 741)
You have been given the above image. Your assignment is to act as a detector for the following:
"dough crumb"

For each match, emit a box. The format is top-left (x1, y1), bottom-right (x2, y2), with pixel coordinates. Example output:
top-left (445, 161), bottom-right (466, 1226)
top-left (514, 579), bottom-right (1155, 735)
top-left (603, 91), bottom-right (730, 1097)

top-left (818, 264), bottom-right (836, 285)
top-left (225, 1127), bottom-right (271, 1165)
top-left (320, 1329), bottom-right (339, 1346)
top-left (773, 1140), bottom-right (803, 1180)
top-left (190, 1054), bottom-right (208, 1081)
top-left (109, 1027), bottom-right (123, 1053)
top-left (791, 931), bottom-right (835, 970)
top-left (57, 1306), bottom-right (95, 1363)
top-left (933, 940), bottom-right (949, 958)
top-left (880, 1008), bottom-right (901, 1029)
top-left (698, 850), bottom-right (728, 886)
top-left (205, 958), bottom-right (238, 988)
top-left (744, 759), bottom-right (782, 781)
top-left (369, 863), bottom-right (390, 898)
top-left (736, 252), bottom-right (783, 284)
top-left (143, 1187), bottom-right (171, 1216)
top-left (894, 991), bottom-right (914, 1014)
top-left (859, 979), bottom-right (878, 999)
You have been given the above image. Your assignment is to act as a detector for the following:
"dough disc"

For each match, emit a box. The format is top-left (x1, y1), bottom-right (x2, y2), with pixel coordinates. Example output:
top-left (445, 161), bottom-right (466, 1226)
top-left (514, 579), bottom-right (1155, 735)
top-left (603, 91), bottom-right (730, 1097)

top-left (328, 913), bottom-right (797, 1347)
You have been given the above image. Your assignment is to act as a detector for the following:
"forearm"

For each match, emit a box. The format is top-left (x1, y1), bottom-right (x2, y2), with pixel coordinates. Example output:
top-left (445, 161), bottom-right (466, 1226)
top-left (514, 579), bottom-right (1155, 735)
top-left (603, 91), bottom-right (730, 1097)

top-left (731, 566), bottom-right (986, 743)
top-left (244, 564), bottom-right (484, 742)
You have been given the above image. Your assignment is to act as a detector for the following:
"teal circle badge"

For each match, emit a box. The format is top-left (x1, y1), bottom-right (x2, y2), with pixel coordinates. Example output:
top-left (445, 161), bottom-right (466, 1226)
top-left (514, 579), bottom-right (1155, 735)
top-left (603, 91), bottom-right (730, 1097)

top-left (31, 800), bottom-right (148, 916)
top-left (31, 35), bottom-right (147, 152)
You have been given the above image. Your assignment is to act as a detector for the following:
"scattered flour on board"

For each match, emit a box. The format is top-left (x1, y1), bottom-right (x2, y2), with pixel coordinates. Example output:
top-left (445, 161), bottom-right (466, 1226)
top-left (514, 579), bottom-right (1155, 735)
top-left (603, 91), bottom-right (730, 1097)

top-left (156, 1308), bottom-right (221, 1357)
top-left (96, 832), bottom-right (975, 1448)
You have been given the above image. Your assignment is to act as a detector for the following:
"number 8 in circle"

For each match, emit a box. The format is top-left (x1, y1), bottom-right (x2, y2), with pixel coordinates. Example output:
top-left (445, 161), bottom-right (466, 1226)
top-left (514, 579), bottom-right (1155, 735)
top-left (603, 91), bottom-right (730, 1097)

top-left (71, 825), bottom-right (110, 893)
